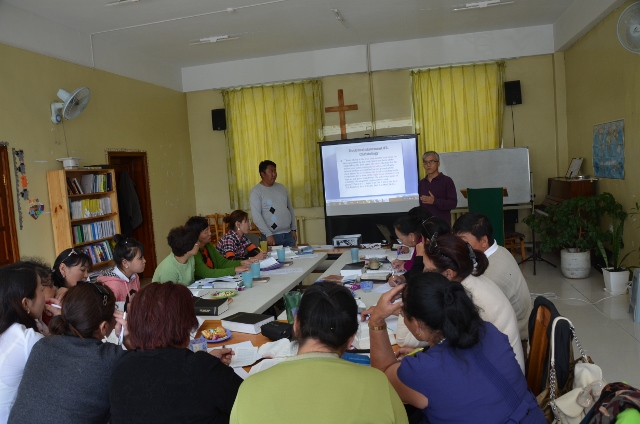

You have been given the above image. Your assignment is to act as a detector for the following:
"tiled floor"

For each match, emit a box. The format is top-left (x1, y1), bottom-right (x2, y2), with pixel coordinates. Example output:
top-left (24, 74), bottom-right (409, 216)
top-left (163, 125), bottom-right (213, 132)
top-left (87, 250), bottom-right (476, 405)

top-left (521, 253), bottom-right (640, 388)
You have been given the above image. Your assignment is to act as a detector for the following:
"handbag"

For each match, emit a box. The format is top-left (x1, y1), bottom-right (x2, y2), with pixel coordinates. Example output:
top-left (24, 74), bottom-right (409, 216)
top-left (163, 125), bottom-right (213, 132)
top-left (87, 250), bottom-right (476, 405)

top-left (546, 317), bottom-right (605, 424)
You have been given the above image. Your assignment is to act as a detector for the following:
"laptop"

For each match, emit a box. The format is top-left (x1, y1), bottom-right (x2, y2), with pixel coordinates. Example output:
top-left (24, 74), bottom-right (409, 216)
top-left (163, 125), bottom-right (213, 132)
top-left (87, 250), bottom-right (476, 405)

top-left (376, 224), bottom-right (398, 246)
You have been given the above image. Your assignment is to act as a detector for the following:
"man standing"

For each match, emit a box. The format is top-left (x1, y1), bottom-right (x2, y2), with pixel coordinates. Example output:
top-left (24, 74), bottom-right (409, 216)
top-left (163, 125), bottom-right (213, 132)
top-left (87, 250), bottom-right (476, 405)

top-left (453, 212), bottom-right (532, 349)
top-left (250, 160), bottom-right (297, 247)
top-left (418, 151), bottom-right (457, 226)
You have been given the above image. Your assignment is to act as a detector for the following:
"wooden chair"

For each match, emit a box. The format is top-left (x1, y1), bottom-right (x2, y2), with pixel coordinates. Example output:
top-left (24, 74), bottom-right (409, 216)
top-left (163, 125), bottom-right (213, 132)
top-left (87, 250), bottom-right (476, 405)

top-left (504, 231), bottom-right (526, 260)
top-left (525, 303), bottom-right (552, 396)
top-left (205, 214), bottom-right (228, 245)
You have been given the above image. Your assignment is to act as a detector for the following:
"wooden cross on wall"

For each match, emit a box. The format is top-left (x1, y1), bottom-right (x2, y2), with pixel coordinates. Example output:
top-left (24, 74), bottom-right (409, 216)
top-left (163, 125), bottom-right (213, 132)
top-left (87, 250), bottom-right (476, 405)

top-left (325, 89), bottom-right (358, 140)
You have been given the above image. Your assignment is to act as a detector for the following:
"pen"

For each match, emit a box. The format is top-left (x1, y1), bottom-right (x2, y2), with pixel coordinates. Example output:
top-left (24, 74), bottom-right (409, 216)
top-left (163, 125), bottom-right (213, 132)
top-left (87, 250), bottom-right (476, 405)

top-left (48, 303), bottom-right (62, 309)
top-left (119, 294), bottom-right (129, 345)
top-left (406, 347), bottom-right (424, 357)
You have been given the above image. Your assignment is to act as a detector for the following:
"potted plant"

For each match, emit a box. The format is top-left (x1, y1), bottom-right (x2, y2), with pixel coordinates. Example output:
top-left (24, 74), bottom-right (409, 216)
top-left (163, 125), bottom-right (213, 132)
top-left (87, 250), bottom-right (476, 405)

top-left (523, 193), bottom-right (622, 278)
top-left (597, 202), bottom-right (637, 294)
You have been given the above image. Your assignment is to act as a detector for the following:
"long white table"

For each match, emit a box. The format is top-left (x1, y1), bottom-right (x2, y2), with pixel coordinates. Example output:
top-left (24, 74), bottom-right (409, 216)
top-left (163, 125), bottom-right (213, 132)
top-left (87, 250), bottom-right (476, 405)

top-left (198, 253), bottom-right (327, 320)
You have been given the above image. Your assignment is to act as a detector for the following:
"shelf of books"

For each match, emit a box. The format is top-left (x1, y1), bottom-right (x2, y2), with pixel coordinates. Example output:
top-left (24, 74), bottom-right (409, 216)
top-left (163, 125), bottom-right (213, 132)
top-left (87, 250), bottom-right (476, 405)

top-left (47, 169), bottom-right (121, 268)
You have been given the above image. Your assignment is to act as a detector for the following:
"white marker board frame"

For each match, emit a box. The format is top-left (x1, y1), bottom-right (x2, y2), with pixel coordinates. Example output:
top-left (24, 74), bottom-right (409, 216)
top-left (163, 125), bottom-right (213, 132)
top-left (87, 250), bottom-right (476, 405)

top-left (438, 147), bottom-right (531, 208)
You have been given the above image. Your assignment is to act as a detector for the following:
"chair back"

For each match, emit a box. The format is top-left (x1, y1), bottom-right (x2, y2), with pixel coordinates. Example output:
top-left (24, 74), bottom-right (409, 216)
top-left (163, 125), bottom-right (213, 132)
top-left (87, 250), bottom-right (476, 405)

top-left (467, 187), bottom-right (505, 246)
top-left (205, 213), bottom-right (228, 245)
top-left (526, 303), bottom-right (552, 396)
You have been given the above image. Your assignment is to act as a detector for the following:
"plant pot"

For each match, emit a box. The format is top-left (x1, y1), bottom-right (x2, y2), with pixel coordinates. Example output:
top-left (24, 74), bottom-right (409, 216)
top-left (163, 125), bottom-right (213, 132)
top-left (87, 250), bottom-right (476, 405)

top-left (560, 249), bottom-right (591, 279)
top-left (602, 268), bottom-right (629, 295)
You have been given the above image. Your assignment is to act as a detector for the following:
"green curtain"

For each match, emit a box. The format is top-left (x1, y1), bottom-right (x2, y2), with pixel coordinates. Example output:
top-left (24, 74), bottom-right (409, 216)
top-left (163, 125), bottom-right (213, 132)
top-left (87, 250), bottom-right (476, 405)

top-left (412, 62), bottom-right (505, 179)
top-left (223, 80), bottom-right (324, 210)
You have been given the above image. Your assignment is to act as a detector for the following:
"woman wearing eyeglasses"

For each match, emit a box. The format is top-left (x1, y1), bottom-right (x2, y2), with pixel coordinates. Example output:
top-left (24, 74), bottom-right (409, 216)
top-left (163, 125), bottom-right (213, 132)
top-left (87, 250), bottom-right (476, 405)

top-left (217, 210), bottom-right (267, 261)
top-left (51, 248), bottom-right (92, 298)
top-left (0, 262), bottom-right (60, 424)
top-left (8, 282), bottom-right (128, 424)
top-left (368, 274), bottom-right (544, 424)
top-left (419, 233), bottom-right (524, 372)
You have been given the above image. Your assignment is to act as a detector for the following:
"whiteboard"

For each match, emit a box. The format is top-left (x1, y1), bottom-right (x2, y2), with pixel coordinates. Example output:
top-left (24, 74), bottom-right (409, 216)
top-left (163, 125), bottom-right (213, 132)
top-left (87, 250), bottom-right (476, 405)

top-left (438, 147), bottom-right (531, 207)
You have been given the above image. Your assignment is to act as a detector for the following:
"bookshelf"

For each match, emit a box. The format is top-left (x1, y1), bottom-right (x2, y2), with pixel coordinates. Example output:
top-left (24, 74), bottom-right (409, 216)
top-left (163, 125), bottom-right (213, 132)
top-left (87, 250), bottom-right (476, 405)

top-left (47, 169), bottom-right (121, 268)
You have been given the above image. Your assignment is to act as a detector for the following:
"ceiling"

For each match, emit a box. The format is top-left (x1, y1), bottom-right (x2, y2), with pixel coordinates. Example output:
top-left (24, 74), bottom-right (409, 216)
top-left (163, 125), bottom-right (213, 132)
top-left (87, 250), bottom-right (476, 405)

top-left (0, 0), bottom-right (627, 90)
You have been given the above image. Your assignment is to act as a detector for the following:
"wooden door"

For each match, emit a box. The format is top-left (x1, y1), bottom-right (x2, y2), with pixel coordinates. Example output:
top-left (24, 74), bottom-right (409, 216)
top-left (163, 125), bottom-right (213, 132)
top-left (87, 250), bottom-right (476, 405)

top-left (0, 146), bottom-right (19, 265)
top-left (108, 152), bottom-right (157, 279)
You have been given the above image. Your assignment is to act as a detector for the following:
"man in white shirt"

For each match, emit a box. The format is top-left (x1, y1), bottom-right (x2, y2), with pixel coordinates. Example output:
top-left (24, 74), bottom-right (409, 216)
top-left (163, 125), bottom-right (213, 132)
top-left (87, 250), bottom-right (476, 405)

top-left (453, 212), bottom-right (533, 351)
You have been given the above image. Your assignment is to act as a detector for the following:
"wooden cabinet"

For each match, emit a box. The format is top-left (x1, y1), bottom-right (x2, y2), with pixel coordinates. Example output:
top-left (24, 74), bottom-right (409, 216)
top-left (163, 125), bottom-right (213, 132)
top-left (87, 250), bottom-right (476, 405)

top-left (47, 169), bottom-right (121, 267)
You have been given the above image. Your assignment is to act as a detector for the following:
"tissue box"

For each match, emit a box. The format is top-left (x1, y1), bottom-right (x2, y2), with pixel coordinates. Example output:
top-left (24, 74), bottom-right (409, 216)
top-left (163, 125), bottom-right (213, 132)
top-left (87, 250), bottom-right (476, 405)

top-left (189, 335), bottom-right (208, 352)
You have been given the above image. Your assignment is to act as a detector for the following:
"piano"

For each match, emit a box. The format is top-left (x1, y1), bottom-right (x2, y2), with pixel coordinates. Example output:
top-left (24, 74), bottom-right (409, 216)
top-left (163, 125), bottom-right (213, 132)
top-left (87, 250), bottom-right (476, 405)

top-left (541, 177), bottom-right (597, 208)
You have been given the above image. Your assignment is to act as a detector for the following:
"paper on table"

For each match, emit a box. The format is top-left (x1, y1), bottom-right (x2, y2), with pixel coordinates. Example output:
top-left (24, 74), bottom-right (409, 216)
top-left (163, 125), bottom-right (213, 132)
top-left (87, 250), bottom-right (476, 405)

top-left (258, 339), bottom-right (298, 358)
top-left (209, 341), bottom-right (260, 368)
top-left (362, 249), bottom-right (389, 259)
top-left (387, 247), bottom-right (414, 261)
top-left (261, 267), bottom-right (304, 275)
top-left (234, 367), bottom-right (249, 379)
top-left (373, 283), bottom-right (393, 293)
top-left (311, 245), bottom-right (334, 250)
top-left (352, 321), bottom-right (396, 349)
top-left (247, 358), bottom-right (284, 376)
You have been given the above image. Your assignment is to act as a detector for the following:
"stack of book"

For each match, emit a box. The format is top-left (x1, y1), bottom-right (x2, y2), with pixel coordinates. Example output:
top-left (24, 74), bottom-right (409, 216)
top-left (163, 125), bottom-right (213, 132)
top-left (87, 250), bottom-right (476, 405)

top-left (66, 173), bottom-right (113, 195)
top-left (72, 220), bottom-right (116, 243)
top-left (79, 241), bottom-right (113, 265)
top-left (340, 261), bottom-right (366, 277)
top-left (221, 312), bottom-right (275, 334)
top-left (70, 198), bottom-right (112, 219)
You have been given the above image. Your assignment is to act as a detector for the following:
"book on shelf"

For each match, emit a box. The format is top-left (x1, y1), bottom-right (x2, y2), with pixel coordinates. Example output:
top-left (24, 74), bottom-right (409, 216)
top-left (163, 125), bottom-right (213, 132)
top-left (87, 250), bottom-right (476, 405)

top-left (71, 178), bottom-right (83, 195)
top-left (194, 298), bottom-right (229, 316)
top-left (221, 312), bottom-right (275, 334)
top-left (81, 174), bottom-right (94, 194)
top-left (79, 241), bottom-right (114, 265)
top-left (72, 220), bottom-right (116, 243)
top-left (70, 198), bottom-right (112, 219)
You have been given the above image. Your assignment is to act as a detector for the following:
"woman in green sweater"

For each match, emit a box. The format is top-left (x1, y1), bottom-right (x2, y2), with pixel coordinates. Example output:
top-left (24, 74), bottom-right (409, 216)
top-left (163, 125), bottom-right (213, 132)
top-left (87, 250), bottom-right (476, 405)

top-left (185, 216), bottom-right (250, 279)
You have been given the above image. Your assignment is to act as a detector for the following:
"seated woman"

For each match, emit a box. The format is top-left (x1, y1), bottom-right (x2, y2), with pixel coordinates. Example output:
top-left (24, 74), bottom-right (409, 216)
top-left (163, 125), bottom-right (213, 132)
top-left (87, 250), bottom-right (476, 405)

top-left (21, 258), bottom-right (57, 326)
top-left (9, 282), bottom-right (127, 424)
top-left (109, 282), bottom-right (242, 423)
top-left (51, 248), bottom-right (92, 298)
top-left (389, 215), bottom-right (450, 287)
top-left (368, 274), bottom-right (544, 424)
top-left (217, 210), bottom-right (267, 261)
top-left (0, 262), bottom-right (57, 423)
top-left (152, 226), bottom-right (201, 286)
top-left (390, 207), bottom-right (432, 272)
top-left (185, 216), bottom-right (249, 280)
top-left (97, 234), bottom-right (145, 301)
top-left (230, 282), bottom-right (408, 424)
top-left (417, 233), bottom-right (524, 370)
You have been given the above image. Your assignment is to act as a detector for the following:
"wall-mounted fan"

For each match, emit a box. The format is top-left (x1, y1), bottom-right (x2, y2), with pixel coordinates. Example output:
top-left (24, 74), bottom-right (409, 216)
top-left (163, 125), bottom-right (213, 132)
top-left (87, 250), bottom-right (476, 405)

top-left (50, 87), bottom-right (91, 124)
top-left (618, 1), bottom-right (640, 54)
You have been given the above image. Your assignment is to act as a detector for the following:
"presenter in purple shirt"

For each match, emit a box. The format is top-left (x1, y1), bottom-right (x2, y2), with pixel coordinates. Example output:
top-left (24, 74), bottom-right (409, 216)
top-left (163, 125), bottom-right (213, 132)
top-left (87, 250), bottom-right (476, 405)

top-left (418, 151), bottom-right (457, 226)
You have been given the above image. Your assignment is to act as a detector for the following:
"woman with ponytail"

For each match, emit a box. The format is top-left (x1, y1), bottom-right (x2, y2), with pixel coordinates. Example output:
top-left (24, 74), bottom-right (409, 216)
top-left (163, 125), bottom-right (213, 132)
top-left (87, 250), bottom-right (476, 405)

top-left (368, 273), bottom-right (544, 424)
top-left (9, 282), bottom-right (128, 424)
top-left (97, 234), bottom-right (145, 302)
top-left (230, 282), bottom-right (408, 423)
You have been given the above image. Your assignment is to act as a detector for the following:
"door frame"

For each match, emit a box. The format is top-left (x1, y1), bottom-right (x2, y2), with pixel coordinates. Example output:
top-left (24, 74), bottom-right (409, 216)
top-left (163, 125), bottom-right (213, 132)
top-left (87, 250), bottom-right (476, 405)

top-left (0, 144), bottom-right (20, 263)
top-left (106, 149), bottom-right (157, 276)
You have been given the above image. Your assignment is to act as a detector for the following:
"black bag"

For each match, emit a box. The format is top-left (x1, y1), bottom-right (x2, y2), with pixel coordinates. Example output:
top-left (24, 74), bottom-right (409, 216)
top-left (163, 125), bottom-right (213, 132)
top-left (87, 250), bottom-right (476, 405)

top-left (261, 321), bottom-right (292, 341)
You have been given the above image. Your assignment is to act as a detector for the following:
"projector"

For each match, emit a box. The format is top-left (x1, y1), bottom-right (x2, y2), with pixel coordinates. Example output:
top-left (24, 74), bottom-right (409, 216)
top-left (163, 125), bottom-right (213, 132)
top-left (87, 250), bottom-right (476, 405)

top-left (333, 234), bottom-right (362, 247)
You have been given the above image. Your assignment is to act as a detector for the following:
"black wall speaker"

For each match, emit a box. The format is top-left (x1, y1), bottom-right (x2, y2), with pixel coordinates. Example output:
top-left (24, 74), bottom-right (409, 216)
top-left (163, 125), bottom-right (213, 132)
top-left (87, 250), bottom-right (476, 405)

top-left (504, 80), bottom-right (522, 106)
top-left (211, 109), bottom-right (226, 131)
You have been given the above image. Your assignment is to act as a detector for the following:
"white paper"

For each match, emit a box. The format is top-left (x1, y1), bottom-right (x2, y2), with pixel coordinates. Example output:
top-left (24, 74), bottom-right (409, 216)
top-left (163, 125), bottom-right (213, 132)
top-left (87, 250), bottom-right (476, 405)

top-left (258, 339), bottom-right (298, 358)
top-left (233, 367), bottom-right (249, 379)
top-left (260, 257), bottom-right (279, 269)
top-left (373, 283), bottom-right (393, 293)
top-left (261, 267), bottom-right (304, 275)
top-left (247, 358), bottom-right (285, 376)
top-left (311, 245), bottom-right (334, 250)
top-left (209, 341), bottom-right (260, 368)
top-left (362, 249), bottom-right (389, 258)
top-left (387, 247), bottom-right (414, 261)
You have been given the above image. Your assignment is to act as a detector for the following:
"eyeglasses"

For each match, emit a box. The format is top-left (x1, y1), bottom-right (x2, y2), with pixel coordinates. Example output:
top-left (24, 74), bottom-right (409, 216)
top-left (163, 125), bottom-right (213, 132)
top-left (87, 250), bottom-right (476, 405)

top-left (423, 160), bottom-right (439, 165)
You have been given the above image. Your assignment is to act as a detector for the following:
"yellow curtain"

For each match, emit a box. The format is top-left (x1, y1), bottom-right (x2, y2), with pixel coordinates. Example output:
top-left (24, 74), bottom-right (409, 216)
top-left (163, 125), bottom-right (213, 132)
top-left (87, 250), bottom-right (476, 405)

top-left (223, 80), bottom-right (324, 210)
top-left (412, 62), bottom-right (505, 176)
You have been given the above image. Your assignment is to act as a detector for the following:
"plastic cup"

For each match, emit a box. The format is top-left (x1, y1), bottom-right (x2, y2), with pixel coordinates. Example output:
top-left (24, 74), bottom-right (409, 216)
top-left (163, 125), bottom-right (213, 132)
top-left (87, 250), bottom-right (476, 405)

top-left (260, 240), bottom-right (268, 252)
top-left (361, 281), bottom-right (374, 292)
top-left (251, 262), bottom-right (260, 278)
top-left (350, 247), bottom-right (359, 263)
top-left (242, 271), bottom-right (254, 288)
top-left (277, 248), bottom-right (286, 262)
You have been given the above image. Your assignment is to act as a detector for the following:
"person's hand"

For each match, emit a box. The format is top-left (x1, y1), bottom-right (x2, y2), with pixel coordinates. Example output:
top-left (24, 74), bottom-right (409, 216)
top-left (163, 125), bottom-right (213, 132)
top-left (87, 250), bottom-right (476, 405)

top-left (291, 230), bottom-right (297, 243)
top-left (54, 287), bottom-right (68, 301)
top-left (44, 298), bottom-right (62, 317)
top-left (390, 259), bottom-right (405, 271)
top-left (254, 251), bottom-right (268, 260)
top-left (420, 191), bottom-right (436, 205)
top-left (266, 235), bottom-right (276, 246)
top-left (395, 347), bottom-right (416, 361)
top-left (113, 310), bottom-right (129, 339)
top-left (210, 348), bottom-right (234, 366)
top-left (360, 306), bottom-right (374, 322)
top-left (388, 274), bottom-right (406, 287)
top-left (234, 265), bottom-right (250, 273)
top-left (369, 284), bottom-right (404, 326)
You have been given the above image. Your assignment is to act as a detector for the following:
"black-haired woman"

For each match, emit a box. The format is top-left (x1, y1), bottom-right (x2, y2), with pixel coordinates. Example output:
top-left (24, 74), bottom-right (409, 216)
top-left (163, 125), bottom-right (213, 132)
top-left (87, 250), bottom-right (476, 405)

top-left (97, 234), bottom-right (145, 301)
top-left (9, 282), bottom-right (128, 424)
top-left (368, 274), bottom-right (544, 424)
top-left (51, 248), bottom-right (92, 299)
top-left (230, 282), bottom-right (408, 424)
top-left (0, 262), bottom-right (58, 423)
